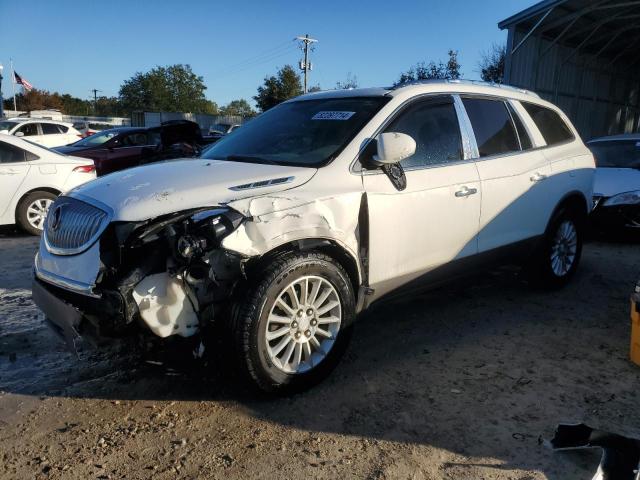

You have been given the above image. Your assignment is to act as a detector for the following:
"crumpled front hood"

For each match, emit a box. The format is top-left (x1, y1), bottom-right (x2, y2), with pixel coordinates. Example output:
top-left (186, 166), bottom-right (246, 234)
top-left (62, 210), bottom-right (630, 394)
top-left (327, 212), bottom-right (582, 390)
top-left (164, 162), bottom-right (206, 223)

top-left (594, 167), bottom-right (640, 197)
top-left (67, 158), bottom-right (316, 221)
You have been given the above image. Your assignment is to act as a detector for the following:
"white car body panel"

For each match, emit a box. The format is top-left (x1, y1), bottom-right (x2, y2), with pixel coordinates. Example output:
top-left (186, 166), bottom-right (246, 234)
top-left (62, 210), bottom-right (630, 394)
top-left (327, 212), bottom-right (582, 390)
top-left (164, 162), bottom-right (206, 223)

top-left (0, 135), bottom-right (95, 226)
top-left (72, 159), bottom-right (317, 222)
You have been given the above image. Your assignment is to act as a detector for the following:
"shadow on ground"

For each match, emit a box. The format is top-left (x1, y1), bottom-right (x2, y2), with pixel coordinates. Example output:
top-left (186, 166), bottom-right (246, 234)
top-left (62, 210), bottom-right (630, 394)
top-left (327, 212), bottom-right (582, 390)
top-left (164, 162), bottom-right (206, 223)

top-left (1, 236), bottom-right (639, 479)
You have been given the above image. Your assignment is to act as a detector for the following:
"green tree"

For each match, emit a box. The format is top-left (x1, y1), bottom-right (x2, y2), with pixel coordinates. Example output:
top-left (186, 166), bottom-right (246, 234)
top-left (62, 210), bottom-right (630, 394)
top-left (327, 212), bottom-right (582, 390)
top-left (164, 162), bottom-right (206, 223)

top-left (395, 50), bottom-right (462, 86)
top-left (336, 72), bottom-right (358, 89)
top-left (219, 99), bottom-right (256, 117)
top-left (254, 65), bottom-right (303, 112)
top-left (479, 43), bottom-right (506, 84)
top-left (119, 64), bottom-right (217, 114)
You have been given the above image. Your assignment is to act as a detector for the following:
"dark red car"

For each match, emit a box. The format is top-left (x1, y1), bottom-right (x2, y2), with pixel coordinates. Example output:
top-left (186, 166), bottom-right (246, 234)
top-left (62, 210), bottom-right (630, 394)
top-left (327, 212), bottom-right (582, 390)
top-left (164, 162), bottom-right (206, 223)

top-left (53, 120), bottom-right (208, 176)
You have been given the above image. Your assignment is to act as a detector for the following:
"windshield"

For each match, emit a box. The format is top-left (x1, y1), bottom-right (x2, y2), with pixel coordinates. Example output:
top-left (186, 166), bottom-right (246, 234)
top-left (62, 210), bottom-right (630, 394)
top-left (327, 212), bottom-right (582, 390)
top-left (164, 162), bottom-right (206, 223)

top-left (202, 97), bottom-right (389, 167)
top-left (0, 121), bottom-right (18, 132)
top-left (71, 130), bottom-right (120, 147)
top-left (588, 140), bottom-right (640, 169)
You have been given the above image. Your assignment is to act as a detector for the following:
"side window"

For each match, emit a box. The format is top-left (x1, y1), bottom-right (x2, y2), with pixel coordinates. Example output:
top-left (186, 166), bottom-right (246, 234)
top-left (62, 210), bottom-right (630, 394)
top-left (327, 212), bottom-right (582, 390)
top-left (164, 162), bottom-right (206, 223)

top-left (383, 96), bottom-right (463, 168)
top-left (0, 141), bottom-right (27, 163)
top-left (506, 102), bottom-right (533, 150)
top-left (462, 98), bottom-right (520, 157)
top-left (121, 133), bottom-right (149, 146)
top-left (41, 123), bottom-right (61, 135)
top-left (17, 123), bottom-right (39, 137)
top-left (521, 102), bottom-right (574, 146)
top-left (57, 124), bottom-right (69, 133)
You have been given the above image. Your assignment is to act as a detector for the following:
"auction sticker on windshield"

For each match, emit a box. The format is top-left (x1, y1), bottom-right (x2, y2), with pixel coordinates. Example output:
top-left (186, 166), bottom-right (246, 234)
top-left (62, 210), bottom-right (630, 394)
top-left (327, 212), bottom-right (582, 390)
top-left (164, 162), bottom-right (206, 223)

top-left (312, 111), bottom-right (356, 121)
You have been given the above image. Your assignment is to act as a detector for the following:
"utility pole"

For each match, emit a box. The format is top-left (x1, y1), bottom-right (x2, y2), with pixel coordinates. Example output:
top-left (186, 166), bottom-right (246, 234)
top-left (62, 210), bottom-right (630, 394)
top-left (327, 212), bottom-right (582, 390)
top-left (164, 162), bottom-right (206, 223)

top-left (90, 88), bottom-right (101, 114)
top-left (296, 34), bottom-right (318, 93)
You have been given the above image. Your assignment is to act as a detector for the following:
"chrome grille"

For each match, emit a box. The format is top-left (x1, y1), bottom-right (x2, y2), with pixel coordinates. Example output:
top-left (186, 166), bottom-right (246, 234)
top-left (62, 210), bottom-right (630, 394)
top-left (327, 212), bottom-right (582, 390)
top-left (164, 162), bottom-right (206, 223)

top-left (44, 196), bottom-right (109, 255)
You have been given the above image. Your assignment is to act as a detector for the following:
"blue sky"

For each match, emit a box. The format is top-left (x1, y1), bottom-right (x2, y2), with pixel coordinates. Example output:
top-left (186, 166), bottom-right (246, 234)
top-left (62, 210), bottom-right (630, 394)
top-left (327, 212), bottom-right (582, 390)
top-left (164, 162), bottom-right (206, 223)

top-left (0, 1), bottom-right (533, 108)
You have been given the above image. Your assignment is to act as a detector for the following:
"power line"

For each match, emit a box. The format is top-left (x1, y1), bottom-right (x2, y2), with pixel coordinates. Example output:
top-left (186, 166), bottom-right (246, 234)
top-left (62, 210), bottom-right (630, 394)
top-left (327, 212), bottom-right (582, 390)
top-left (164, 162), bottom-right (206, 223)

top-left (215, 41), bottom-right (297, 76)
top-left (296, 34), bottom-right (318, 93)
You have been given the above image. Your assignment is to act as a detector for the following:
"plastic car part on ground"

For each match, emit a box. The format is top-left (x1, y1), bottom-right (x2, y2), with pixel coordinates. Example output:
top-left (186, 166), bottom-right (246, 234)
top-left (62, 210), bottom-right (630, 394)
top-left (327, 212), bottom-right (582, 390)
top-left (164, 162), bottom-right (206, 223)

top-left (549, 423), bottom-right (640, 480)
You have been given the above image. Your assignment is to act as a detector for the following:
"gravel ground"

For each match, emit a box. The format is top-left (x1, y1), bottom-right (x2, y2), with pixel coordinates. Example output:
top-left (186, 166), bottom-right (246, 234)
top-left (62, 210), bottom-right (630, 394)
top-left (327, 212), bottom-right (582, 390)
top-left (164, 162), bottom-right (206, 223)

top-left (0, 227), bottom-right (639, 480)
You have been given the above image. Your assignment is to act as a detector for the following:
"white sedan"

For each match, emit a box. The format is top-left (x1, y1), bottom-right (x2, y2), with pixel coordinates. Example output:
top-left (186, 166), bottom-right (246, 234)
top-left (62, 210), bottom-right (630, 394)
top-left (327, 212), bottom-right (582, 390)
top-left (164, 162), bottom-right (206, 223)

top-left (0, 134), bottom-right (96, 235)
top-left (0, 118), bottom-right (82, 148)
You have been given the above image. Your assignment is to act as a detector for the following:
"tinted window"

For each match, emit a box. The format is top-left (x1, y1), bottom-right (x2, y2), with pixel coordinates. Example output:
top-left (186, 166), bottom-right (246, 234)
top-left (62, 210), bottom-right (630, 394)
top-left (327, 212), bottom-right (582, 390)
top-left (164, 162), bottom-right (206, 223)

top-left (202, 97), bottom-right (389, 167)
top-left (522, 102), bottom-right (574, 146)
top-left (588, 140), bottom-right (640, 169)
top-left (507, 103), bottom-right (533, 150)
top-left (383, 97), bottom-right (462, 168)
top-left (57, 124), bottom-right (69, 133)
top-left (41, 123), bottom-right (61, 135)
top-left (463, 98), bottom-right (520, 157)
top-left (17, 123), bottom-right (38, 137)
top-left (0, 141), bottom-right (26, 163)
top-left (121, 133), bottom-right (149, 146)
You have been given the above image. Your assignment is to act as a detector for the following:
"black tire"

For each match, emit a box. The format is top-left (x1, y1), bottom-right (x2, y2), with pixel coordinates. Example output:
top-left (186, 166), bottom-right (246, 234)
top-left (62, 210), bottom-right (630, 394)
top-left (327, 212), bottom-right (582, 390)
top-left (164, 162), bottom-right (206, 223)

top-left (16, 191), bottom-right (57, 236)
top-left (526, 206), bottom-right (585, 289)
top-left (230, 251), bottom-right (355, 394)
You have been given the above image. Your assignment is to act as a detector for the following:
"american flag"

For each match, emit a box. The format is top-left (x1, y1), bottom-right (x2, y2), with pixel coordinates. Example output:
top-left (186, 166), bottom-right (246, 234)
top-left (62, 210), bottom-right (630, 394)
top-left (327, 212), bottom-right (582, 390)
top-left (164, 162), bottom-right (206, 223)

top-left (14, 71), bottom-right (33, 91)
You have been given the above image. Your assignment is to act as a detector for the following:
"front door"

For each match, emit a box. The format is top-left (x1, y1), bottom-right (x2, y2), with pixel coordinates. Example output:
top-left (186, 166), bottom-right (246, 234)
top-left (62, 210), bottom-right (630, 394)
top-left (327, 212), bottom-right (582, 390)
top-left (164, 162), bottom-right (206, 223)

top-left (362, 95), bottom-right (481, 300)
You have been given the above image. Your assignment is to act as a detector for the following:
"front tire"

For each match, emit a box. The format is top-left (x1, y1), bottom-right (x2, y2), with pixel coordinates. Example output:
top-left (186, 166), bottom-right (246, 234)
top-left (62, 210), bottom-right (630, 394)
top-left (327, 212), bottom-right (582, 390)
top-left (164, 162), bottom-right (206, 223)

top-left (526, 207), bottom-right (584, 289)
top-left (16, 191), bottom-right (57, 236)
top-left (231, 251), bottom-right (355, 394)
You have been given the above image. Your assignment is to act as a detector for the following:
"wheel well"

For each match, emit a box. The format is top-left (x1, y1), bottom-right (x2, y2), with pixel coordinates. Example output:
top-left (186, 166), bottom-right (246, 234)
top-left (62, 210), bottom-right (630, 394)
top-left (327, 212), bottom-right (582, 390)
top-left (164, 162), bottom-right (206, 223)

top-left (15, 187), bottom-right (60, 222)
top-left (551, 192), bottom-right (589, 229)
top-left (246, 239), bottom-right (361, 294)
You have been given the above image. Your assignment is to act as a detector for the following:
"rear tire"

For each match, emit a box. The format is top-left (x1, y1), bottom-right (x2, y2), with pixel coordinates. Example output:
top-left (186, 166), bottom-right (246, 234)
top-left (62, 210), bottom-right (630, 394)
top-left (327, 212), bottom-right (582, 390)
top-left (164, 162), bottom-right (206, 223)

top-left (16, 191), bottom-right (57, 236)
top-left (230, 251), bottom-right (355, 394)
top-left (526, 206), bottom-right (584, 289)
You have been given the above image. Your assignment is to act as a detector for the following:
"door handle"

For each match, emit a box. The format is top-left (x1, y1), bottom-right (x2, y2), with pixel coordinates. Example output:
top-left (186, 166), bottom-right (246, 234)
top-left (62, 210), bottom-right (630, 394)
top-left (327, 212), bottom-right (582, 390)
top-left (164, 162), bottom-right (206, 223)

top-left (530, 172), bottom-right (548, 183)
top-left (0, 169), bottom-right (20, 175)
top-left (455, 186), bottom-right (478, 197)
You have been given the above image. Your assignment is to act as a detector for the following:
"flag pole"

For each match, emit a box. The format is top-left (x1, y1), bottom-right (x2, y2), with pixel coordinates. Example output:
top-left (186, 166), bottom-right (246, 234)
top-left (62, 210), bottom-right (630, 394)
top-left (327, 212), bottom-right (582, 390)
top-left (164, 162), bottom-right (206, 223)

top-left (10, 59), bottom-right (16, 112)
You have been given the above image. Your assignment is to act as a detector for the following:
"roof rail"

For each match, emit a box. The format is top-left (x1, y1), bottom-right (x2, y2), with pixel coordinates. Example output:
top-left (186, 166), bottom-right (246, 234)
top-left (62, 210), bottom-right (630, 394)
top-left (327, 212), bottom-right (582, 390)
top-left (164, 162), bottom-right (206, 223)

top-left (392, 78), bottom-right (541, 98)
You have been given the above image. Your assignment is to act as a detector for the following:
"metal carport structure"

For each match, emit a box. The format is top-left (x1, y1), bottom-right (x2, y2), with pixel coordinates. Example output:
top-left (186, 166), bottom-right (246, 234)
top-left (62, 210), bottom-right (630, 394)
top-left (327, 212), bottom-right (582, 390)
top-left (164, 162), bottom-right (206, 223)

top-left (499, 0), bottom-right (640, 140)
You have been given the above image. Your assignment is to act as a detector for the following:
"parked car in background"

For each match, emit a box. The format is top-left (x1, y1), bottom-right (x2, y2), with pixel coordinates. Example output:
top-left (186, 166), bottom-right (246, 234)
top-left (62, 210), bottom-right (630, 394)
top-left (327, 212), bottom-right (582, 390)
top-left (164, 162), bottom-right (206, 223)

top-left (208, 122), bottom-right (241, 141)
top-left (588, 134), bottom-right (640, 232)
top-left (54, 120), bottom-right (205, 176)
top-left (0, 118), bottom-right (82, 147)
top-left (0, 135), bottom-right (95, 235)
top-left (32, 81), bottom-right (593, 393)
top-left (72, 121), bottom-right (117, 138)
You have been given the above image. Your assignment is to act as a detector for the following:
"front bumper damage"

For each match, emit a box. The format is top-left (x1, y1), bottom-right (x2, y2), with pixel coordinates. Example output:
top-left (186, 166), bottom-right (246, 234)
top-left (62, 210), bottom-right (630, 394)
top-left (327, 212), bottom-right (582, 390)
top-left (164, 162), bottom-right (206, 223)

top-left (591, 200), bottom-right (640, 230)
top-left (34, 205), bottom-right (247, 351)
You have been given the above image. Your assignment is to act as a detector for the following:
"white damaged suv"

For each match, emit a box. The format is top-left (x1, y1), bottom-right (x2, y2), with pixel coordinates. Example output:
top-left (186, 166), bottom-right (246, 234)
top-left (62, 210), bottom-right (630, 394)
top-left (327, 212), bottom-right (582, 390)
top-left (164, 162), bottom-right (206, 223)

top-left (33, 80), bottom-right (595, 393)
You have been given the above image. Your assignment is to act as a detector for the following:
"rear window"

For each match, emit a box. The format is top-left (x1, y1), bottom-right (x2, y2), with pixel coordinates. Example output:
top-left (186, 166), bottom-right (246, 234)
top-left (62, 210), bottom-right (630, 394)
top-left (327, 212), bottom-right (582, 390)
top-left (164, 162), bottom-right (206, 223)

top-left (522, 102), bottom-right (574, 146)
top-left (0, 141), bottom-right (27, 163)
top-left (588, 140), bottom-right (640, 169)
top-left (462, 98), bottom-right (520, 157)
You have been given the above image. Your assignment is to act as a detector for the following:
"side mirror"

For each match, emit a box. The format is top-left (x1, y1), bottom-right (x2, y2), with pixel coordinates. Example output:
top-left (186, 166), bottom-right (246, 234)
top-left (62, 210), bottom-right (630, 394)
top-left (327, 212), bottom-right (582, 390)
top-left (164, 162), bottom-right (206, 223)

top-left (14, 131), bottom-right (24, 137)
top-left (373, 132), bottom-right (416, 165)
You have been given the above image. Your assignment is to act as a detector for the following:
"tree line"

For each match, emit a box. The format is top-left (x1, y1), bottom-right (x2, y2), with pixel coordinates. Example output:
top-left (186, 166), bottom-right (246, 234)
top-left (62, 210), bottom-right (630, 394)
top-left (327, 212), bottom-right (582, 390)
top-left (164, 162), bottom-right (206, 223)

top-left (3, 46), bottom-right (505, 118)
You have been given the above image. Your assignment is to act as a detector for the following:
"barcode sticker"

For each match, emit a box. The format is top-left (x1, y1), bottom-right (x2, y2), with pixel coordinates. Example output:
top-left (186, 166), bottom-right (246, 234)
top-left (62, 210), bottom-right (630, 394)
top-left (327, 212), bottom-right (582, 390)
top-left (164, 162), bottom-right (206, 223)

top-left (312, 111), bottom-right (356, 121)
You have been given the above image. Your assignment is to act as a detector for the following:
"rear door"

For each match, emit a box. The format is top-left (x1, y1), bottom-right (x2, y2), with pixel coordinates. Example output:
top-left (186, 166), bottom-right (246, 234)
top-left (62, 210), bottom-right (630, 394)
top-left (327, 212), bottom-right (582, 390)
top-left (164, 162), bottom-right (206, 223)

top-left (363, 95), bottom-right (481, 299)
top-left (0, 140), bottom-right (31, 219)
top-left (462, 96), bottom-right (553, 252)
top-left (39, 122), bottom-right (71, 147)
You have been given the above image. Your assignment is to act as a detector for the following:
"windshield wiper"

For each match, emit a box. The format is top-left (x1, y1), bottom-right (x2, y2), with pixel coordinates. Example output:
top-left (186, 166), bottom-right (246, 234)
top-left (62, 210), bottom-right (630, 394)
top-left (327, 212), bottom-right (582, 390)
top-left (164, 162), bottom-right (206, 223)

top-left (222, 155), bottom-right (280, 166)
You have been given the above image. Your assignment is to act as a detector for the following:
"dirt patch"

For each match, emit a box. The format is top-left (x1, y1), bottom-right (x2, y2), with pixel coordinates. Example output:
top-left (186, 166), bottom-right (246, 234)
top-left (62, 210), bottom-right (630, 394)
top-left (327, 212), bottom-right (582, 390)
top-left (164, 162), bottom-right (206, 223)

top-left (1, 229), bottom-right (639, 479)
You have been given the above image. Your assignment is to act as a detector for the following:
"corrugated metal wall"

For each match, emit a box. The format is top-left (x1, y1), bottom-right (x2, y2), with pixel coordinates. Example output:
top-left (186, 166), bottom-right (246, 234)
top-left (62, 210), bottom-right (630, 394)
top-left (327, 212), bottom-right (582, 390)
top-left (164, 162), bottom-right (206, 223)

top-left (506, 28), bottom-right (640, 140)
